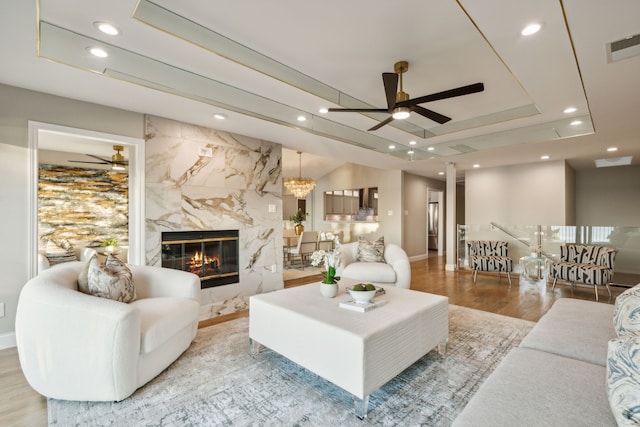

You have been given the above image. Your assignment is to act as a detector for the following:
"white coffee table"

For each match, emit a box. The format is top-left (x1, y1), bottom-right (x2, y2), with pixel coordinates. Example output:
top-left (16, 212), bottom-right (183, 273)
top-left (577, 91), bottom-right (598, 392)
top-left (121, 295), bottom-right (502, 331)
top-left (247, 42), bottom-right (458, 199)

top-left (249, 279), bottom-right (449, 418)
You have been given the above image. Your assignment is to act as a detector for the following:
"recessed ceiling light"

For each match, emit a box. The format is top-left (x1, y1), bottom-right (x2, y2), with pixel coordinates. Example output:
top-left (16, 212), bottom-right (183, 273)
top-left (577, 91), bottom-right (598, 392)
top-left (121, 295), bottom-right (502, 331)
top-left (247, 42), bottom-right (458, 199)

top-left (541, 155), bottom-right (550, 160)
top-left (563, 107), bottom-right (577, 114)
top-left (94, 22), bottom-right (119, 36)
top-left (297, 115), bottom-right (307, 122)
top-left (87, 47), bottom-right (108, 58)
top-left (213, 113), bottom-right (226, 120)
top-left (409, 141), bottom-right (416, 145)
top-left (388, 145), bottom-right (396, 150)
top-left (473, 164), bottom-right (480, 168)
top-left (427, 147), bottom-right (435, 151)
top-left (607, 147), bottom-right (618, 152)
top-left (318, 107), bottom-right (328, 114)
top-left (570, 120), bottom-right (583, 126)
top-left (521, 23), bottom-right (541, 36)
top-left (438, 172), bottom-right (445, 176)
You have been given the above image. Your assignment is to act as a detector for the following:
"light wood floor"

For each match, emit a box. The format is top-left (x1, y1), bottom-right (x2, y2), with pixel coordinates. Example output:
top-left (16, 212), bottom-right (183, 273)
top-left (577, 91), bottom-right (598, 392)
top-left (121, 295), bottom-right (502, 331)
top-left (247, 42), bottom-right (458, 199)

top-left (1, 256), bottom-right (624, 426)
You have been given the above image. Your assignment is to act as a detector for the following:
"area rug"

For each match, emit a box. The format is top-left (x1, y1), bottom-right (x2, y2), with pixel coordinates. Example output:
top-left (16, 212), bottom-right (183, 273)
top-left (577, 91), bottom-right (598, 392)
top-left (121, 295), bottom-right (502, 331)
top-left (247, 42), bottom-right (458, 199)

top-left (48, 305), bottom-right (534, 426)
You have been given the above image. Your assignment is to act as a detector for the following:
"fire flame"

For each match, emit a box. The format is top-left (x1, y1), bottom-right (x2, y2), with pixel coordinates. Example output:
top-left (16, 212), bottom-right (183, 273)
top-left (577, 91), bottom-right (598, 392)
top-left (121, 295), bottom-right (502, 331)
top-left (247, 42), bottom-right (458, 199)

top-left (189, 251), bottom-right (219, 270)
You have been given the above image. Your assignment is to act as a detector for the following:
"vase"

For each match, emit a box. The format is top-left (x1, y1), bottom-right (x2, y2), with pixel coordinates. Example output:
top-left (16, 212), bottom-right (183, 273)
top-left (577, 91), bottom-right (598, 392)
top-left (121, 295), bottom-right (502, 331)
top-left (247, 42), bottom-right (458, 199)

top-left (320, 283), bottom-right (338, 298)
top-left (294, 224), bottom-right (304, 235)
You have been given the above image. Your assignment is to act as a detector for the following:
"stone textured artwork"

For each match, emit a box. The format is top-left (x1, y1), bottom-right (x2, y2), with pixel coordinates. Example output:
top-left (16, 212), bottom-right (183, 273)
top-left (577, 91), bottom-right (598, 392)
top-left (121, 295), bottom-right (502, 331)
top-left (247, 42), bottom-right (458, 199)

top-left (144, 115), bottom-right (283, 320)
top-left (38, 165), bottom-right (128, 249)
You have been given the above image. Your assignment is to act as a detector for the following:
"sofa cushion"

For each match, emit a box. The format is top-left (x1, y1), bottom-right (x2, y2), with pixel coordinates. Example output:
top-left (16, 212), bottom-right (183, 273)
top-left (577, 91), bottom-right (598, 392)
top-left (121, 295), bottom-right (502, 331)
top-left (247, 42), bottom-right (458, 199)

top-left (357, 237), bottom-right (384, 262)
top-left (452, 347), bottom-right (616, 427)
top-left (131, 297), bottom-right (200, 354)
top-left (519, 298), bottom-right (616, 366)
top-left (614, 283), bottom-right (640, 337)
top-left (341, 261), bottom-right (396, 284)
top-left (77, 254), bottom-right (136, 303)
top-left (607, 333), bottom-right (640, 426)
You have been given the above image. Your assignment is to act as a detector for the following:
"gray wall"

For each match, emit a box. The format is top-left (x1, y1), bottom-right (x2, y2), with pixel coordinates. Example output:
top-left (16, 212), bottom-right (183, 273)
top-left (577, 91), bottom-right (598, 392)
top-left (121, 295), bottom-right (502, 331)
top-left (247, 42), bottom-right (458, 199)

top-left (576, 165), bottom-right (640, 225)
top-left (0, 83), bottom-right (143, 340)
top-left (402, 172), bottom-right (446, 258)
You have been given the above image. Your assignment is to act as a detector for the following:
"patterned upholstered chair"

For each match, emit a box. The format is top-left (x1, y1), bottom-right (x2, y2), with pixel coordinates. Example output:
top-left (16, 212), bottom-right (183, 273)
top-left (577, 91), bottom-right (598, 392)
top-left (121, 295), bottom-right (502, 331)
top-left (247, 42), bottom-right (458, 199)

top-left (549, 244), bottom-right (617, 301)
top-left (467, 240), bottom-right (513, 286)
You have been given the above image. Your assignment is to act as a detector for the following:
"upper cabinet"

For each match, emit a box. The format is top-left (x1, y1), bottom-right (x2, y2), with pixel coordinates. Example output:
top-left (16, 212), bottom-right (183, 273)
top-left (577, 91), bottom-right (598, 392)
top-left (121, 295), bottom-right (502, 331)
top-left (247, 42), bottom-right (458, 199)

top-left (324, 188), bottom-right (378, 222)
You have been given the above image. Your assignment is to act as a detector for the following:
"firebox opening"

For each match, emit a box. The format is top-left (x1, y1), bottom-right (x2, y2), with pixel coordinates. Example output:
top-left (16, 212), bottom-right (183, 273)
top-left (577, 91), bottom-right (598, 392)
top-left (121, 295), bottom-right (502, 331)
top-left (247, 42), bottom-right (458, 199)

top-left (161, 230), bottom-right (239, 289)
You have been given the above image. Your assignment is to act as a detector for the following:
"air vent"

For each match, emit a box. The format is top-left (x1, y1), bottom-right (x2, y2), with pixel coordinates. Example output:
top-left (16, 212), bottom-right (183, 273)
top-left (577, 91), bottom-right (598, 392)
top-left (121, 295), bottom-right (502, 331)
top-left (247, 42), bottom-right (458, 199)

top-left (595, 156), bottom-right (632, 168)
top-left (449, 144), bottom-right (477, 154)
top-left (607, 33), bottom-right (640, 63)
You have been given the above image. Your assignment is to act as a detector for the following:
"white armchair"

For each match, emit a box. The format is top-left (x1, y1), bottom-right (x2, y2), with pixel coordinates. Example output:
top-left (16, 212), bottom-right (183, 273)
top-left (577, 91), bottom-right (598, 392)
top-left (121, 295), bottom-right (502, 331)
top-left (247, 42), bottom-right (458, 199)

top-left (16, 261), bottom-right (201, 402)
top-left (336, 241), bottom-right (411, 288)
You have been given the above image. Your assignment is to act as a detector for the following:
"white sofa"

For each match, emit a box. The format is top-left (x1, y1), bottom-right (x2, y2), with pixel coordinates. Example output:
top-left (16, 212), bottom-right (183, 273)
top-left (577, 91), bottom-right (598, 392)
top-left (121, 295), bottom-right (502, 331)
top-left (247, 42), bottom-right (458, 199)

top-left (16, 261), bottom-right (201, 402)
top-left (453, 298), bottom-right (619, 426)
top-left (336, 241), bottom-right (411, 288)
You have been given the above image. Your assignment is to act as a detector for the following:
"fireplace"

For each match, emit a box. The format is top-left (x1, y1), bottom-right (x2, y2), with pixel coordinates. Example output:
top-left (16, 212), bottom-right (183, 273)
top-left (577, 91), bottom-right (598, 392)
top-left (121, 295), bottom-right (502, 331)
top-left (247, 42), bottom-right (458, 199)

top-left (161, 230), bottom-right (239, 288)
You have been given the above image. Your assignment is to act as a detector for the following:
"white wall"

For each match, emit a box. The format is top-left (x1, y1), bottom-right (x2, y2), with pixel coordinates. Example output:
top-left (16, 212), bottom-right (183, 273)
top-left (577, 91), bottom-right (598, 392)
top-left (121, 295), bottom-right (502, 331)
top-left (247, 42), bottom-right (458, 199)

top-left (0, 84), bottom-right (143, 342)
top-left (465, 160), bottom-right (573, 226)
top-left (313, 163), bottom-right (403, 245)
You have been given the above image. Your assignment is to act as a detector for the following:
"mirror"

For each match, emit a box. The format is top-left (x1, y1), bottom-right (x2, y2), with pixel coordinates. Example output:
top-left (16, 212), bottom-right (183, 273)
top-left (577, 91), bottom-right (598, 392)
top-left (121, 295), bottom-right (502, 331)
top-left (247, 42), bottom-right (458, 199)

top-left (324, 187), bottom-right (378, 221)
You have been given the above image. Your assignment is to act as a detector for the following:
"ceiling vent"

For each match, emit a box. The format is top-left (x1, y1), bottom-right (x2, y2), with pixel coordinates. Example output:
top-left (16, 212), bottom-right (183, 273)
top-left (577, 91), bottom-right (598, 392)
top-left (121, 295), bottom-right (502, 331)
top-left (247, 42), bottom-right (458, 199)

top-left (607, 33), bottom-right (640, 63)
top-left (595, 156), bottom-right (633, 168)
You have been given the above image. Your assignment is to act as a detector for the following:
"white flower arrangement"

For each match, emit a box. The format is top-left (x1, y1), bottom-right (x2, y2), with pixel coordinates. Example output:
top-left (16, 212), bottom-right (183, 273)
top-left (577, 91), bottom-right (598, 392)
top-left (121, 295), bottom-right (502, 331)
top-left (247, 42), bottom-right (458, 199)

top-left (310, 238), bottom-right (342, 284)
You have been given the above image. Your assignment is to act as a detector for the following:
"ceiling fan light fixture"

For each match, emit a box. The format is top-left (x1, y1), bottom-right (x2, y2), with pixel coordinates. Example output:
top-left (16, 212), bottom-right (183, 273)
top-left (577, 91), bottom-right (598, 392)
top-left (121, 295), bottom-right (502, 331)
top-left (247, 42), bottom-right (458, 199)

top-left (111, 164), bottom-right (126, 171)
top-left (392, 107), bottom-right (410, 120)
top-left (283, 151), bottom-right (316, 199)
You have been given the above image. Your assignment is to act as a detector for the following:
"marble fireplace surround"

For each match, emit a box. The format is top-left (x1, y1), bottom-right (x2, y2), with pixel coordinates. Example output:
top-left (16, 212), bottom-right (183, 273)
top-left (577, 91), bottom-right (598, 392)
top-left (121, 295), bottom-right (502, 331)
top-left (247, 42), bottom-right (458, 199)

top-left (145, 115), bottom-right (284, 321)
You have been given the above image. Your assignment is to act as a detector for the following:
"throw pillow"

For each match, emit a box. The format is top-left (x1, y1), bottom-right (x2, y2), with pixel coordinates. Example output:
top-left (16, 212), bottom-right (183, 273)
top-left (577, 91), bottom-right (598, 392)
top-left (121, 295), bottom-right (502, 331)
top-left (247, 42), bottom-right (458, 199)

top-left (77, 254), bottom-right (136, 303)
top-left (357, 236), bottom-right (385, 263)
top-left (44, 239), bottom-right (77, 265)
top-left (606, 333), bottom-right (640, 425)
top-left (614, 284), bottom-right (640, 337)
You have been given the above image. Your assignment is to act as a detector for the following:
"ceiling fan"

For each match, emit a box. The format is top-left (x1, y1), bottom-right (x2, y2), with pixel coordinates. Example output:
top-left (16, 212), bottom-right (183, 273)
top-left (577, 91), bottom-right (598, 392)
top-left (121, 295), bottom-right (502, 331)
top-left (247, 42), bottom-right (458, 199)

top-left (68, 145), bottom-right (128, 170)
top-left (328, 61), bottom-right (484, 131)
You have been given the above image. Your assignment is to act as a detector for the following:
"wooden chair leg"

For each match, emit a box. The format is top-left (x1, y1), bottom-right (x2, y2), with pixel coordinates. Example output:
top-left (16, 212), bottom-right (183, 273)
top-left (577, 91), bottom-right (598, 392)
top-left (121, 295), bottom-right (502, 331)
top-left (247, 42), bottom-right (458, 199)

top-left (472, 270), bottom-right (477, 284)
top-left (594, 284), bottom-right (599, 302)
top-left (552, 278), bottom-right (558, 290)
top-left (507, 272), bottom-right (512, 287)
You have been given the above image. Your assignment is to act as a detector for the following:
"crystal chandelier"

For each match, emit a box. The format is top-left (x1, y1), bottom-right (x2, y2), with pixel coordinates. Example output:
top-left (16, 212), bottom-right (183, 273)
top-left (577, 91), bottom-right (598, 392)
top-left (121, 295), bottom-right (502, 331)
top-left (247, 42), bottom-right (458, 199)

top-left (284, 151), bottom-right (316, 199)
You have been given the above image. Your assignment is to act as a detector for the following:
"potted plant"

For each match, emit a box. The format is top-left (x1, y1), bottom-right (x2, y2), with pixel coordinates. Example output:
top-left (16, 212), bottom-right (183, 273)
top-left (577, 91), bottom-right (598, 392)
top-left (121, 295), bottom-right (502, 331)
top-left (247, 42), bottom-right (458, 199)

top-left (101, 238), bottom-right (119, 254)
top-left (310, 239), bottom-right (342, 298)
top-left (289, 209), bottom-right (308, 235)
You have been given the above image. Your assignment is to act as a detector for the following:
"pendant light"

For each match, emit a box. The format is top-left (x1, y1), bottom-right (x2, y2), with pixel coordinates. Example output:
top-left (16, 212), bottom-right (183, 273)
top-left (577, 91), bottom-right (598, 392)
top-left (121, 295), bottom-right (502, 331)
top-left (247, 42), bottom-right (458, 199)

top-left (284, 151), bottom-right (316, 199)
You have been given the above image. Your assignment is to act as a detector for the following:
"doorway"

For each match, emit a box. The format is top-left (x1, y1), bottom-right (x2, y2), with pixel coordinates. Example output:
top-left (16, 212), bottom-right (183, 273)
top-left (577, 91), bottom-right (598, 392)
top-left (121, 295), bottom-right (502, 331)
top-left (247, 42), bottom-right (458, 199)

top-left (28, 121), bottom-right (145, 277)
top-left (427, 189), bottom-right (444, 257)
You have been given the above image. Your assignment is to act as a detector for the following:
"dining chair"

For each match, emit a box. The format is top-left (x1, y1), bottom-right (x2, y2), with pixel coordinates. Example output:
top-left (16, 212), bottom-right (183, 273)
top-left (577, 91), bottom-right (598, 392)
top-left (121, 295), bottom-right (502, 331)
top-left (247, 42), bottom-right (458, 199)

top-left (286, 231), bottom-right (318, 269)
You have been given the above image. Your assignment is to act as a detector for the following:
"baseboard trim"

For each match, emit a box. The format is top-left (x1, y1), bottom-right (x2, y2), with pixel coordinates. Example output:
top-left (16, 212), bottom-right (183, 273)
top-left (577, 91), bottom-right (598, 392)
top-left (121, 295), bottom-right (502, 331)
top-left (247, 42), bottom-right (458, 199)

top-left (0, 332), bottom-right (17, 349)
top-left (408, 254), bottom-right (428, 262)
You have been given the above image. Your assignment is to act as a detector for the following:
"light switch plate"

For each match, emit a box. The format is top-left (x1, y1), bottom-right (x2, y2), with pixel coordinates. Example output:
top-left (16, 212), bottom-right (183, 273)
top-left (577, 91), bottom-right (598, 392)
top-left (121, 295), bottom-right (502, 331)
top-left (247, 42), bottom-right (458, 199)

top-left (268, 204), bottom-right (276, 213)
top-left (198, 146), bottom-right (213, 157)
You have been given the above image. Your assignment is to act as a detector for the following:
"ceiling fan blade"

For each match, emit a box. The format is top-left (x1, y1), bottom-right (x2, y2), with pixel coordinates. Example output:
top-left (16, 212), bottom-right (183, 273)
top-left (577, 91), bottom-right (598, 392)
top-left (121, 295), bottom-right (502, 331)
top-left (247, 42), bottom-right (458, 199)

top-left (367, 116), bottom-right (395, 131)
top-left (327, 108), bottom-right (388, 113)
top-left (382, 72), bottom-right (398, 112)
top-left (68, 160), bottom-right (109, 165)
top-left (398, 82), bottom-right (485, 107)
top-left (86, 154), bottom-right (111, 163)
top-left (411, 105), bottom-right (451, 124)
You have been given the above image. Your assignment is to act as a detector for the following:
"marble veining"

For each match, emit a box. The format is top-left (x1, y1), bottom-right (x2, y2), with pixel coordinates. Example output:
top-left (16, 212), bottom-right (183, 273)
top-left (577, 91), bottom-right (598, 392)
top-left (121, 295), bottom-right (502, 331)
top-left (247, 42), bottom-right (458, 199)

top-left (145, 115), bottom-right (283, 320)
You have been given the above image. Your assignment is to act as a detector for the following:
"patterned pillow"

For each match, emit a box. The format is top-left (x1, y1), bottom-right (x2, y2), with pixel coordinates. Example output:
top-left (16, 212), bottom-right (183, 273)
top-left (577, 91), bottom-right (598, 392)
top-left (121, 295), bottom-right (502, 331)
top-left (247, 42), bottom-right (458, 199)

top-left (77, 254), bottom-right (136, 302)
top-left (606, 334), bottom-right (640, 425)
top-left (614, 284), bottom-right (640, 337)
top-left (357, 237), bottom-right (385, 262)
